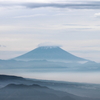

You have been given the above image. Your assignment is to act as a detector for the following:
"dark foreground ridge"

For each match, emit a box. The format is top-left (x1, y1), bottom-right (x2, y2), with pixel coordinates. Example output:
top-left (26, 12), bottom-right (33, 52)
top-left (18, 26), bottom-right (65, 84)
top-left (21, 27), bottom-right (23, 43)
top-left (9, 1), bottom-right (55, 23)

top-left (0, 83), bottom-right (75, 100)
top-left (0, 74), bottom-right (100, 100)
top-left (4, 83), bottom-right (47, 89)
top-left (0, 83), bottom-right (99, 100)
top-left (0, 74), bottom-right (25, 81)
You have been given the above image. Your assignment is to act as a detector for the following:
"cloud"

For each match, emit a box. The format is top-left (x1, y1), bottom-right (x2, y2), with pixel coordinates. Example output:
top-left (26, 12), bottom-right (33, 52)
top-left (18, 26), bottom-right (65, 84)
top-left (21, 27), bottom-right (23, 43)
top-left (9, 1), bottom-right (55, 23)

top-left (94, 13), bottom-right (100, 18)
top-left (0, 45), bottom-right (6, 47)
top-left (38, 42), bottom-right (62, 47)
top-left (24, 2), bottom-right (100, 9)
top-left (1, 1), bottom-right (100, 9)
top-left (14, 14), bottom-right (46, 18)
top-left (18, 2), bottom-right (100, 9)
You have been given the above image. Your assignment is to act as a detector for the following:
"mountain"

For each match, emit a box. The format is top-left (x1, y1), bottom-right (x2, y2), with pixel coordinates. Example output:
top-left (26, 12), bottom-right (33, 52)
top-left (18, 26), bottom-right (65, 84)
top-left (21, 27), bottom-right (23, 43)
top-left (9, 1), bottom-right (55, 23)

top-left (0, 83), bottom-right (76, 100)
top-left (0, 74), bottom-right (32, 88)
top-left (0, 75), bottom-right (25, 81)
top-left (14, 46), bottom-right (88, 62)
top-left (0, 74), bottom-right (100, 99)
top-left (3, 84), bottom-right (47, 89)
top-left (0, 83), bottom-right (99, 100)
top-left (75, 61), bottom-right (100, 71)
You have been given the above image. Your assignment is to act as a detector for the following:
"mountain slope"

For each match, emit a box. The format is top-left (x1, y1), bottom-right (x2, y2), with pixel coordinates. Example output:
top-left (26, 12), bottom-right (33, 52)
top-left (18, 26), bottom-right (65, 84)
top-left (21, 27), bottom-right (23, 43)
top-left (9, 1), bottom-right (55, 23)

top-left (0, 83), bottom-right (99, 100)
top-left (0, 75), bottom-right (25, 81)
top-left (14, 46), bottom-right (87, 62)
top-left (0, 74), bottom-right (100, 99)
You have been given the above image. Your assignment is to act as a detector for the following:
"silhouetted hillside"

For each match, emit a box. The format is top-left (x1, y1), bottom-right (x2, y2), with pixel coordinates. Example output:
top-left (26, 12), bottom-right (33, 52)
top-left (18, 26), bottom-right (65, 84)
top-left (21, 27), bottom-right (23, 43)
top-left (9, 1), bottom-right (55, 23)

top-left (0, 83), bottom-right (74, 100)
top-left (0, 75), bottom-right (25, 81)
top-left (0, 83), bottom-right (99, 100)
top-left (4, 84), bottom-right (47, 89)
top-left (0, 74), bottom-right (100, 100)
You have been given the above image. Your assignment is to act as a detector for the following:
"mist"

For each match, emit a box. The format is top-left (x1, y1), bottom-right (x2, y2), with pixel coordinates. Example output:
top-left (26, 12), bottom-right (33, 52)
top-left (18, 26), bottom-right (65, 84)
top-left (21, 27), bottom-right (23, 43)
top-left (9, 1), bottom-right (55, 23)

top-left (20, 72), bottom-right (100, 84)
top-left (1, 70), bottom-right (100, 84)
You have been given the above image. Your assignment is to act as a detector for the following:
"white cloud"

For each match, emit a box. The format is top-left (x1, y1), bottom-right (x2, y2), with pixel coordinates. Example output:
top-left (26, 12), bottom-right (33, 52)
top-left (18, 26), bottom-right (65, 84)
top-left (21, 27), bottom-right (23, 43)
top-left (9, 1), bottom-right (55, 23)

top-left (94, 13), bottom-right (100, 17)
top-left (0, 25), bottom-right (19, 32)
top-left (0, 0), bottom-right (60, 3)
top-left (38, 42), bottom-right (62, 47)
top-left (0, 45), bottom-right (6, 47)
top-left (1, 1), bottom-right (100, 10)
top-left (63, 39), bottom-right (100, 51)
top-left (14, 14), bottom-right (46, 18)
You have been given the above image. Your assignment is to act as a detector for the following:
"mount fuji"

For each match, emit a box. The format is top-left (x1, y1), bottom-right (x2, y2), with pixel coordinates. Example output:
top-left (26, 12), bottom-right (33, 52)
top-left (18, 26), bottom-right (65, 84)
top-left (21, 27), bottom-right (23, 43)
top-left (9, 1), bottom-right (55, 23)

top-left (14, 46), bottom-right (88, 62)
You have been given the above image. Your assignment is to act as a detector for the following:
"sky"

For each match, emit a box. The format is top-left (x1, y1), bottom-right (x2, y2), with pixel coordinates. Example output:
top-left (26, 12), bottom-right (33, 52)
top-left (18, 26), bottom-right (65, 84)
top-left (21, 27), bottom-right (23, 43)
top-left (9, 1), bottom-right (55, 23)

top-left (0, 0), bottom-right (100, 62)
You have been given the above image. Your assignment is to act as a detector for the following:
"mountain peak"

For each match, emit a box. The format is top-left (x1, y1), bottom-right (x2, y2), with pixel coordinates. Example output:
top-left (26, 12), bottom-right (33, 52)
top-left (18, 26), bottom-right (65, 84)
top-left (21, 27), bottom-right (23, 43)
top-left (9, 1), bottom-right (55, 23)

top-left (4, 84), bottom-right (47, 89)
top-left (38, 42), bottom-right (62, 48)
top-left (14, 45), bottom-right (88, 62)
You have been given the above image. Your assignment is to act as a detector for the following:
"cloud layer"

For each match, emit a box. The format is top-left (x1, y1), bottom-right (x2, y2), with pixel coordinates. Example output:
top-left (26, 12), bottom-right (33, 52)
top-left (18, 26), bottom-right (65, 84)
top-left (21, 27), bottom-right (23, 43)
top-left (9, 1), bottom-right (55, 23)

top-left (1, 1), bottom-right (100, 9)
top-left (24, 2), bottom-right (100, 9)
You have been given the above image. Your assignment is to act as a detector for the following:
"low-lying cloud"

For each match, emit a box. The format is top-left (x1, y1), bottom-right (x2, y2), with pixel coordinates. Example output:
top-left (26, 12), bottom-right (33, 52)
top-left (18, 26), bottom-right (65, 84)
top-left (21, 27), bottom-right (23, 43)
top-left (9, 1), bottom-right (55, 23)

top-left (38, 42), bottom-right (62, 47)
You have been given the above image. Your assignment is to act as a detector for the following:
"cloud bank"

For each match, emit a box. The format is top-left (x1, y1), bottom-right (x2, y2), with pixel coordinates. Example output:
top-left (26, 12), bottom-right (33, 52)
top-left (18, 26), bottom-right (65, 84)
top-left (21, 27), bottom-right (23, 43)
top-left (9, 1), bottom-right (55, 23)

top-left (1, 1), bottom-right (100, 9)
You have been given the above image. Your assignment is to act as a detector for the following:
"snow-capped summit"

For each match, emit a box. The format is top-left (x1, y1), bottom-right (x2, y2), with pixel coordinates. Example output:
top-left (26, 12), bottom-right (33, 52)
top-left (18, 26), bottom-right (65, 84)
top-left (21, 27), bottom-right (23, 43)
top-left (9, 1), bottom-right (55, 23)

top-left (37, 46), bottom-right (60, 49)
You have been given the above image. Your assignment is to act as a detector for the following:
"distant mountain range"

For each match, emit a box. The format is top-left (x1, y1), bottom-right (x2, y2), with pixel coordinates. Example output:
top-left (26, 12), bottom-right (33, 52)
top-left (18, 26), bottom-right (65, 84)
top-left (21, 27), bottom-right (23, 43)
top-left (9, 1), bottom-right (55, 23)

top-left (0, 59), bottom-right (100, 72)
top-left (14, 46), bottom-right (88, 62)
top-left (0, 45), bottom-right (100, 73)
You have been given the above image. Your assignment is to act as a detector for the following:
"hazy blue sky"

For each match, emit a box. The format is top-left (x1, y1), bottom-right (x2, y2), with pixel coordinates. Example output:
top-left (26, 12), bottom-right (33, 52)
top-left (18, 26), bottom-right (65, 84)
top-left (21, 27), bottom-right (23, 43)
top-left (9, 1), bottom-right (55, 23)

top-left (0, 0), bottom-right (100, 62)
